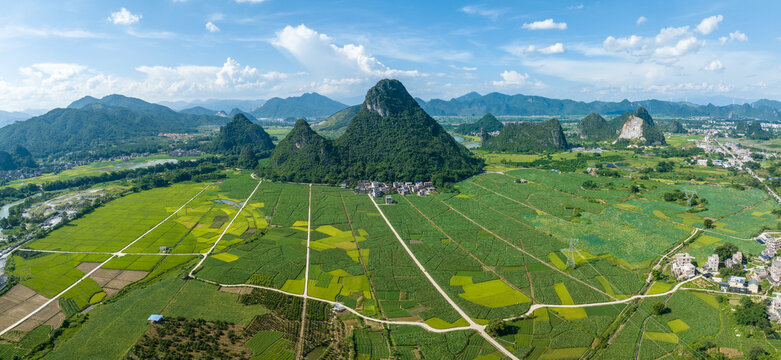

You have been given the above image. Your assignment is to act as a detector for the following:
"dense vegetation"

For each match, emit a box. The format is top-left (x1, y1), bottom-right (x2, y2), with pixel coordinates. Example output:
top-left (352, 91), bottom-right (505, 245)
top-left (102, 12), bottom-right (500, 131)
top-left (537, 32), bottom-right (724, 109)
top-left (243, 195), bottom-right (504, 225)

top-left (417, 92), bottom-right (781, 120)
top-left (482, 118), bottom-right (568, 153)
top-left (0, 145), bottom-right (36, 170)
top-left (576, 113), bottom-right (615, 140)
top-left (0, 95), bottom-right (225, 156)
top-left (315, 105), bottom-right (360, 134)
top-left (262, 119), bottom-right (342, 183)
top-left (205, 113), bottom-right (274, 167)
top-left (250, 92), bottom-right (348, 119)
top-left (734, 120), bottom-right (772, 140)
top-left (261, 79), bottom-right (483, 184)
top-left (454, 113), bottom-right (504, 135)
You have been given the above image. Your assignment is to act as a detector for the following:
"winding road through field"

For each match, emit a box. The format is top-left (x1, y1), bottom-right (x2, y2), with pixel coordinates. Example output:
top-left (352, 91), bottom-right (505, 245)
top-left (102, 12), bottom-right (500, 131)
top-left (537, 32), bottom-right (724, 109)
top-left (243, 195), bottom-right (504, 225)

top-left (0, 184), bottom-right (213, 337)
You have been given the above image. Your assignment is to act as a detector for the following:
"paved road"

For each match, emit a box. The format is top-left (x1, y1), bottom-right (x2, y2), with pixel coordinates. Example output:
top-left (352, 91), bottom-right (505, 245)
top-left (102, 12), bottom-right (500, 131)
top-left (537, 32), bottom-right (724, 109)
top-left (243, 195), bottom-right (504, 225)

top-left (502, 275), bottom-right (702, 322)
top-left (370, 195), bottom-right (520, 360)
top-left (295, 184), bottom-right (312, 360)
top-left (0, 184), bottom-right (212, 337)
top-left (646, 228), bottom-right (700, 283)
top-left (188, 179), bottom-right (263, 277)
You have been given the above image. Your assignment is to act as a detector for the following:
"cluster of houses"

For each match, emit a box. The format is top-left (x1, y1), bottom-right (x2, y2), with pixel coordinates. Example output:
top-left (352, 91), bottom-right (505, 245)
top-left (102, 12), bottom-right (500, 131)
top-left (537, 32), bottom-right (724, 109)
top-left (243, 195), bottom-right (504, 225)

top-left (667, 233), bottom-right (781, 298)
top-left (351, 180), bottom-right (437, 198)
top-left (168, 149), bottom-right (201, 157)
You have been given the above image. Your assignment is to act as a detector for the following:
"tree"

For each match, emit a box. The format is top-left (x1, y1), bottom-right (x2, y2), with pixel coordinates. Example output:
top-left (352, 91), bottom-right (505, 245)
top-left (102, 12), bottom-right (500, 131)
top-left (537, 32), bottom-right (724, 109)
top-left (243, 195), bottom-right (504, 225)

top-left (651, 269), bottom-right (663, 281)
top-left (714, 242), bottom-right (738, 260)
top-left (582, 180), bottom-right (598, 190)
top-left (704, 219), bottom-right (714, 229)
top-left (748, 347), bottom-right (768, 360)
top-left (629, 184), bottom-right (640, 193)
top-left (652, 302), bottom-right (668, 315)
top-left (485, 320), bottom-right (509, 336)
top-left (734, 297), bottom-right (771, 331)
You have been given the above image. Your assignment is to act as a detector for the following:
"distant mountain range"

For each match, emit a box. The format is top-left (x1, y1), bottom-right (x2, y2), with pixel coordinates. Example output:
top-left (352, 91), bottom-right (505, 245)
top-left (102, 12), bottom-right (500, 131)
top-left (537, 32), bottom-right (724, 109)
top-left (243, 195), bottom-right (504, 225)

top-left (416, 92), bottom-right (781, 120)
top-left (159, 99), bottom-right (264, 113)
top-left (250, 93), bottom-right (348, 119)
top-left (0, 95), bottom-right (227, 156)
top-left (0, 110), bottom-right (33, 128)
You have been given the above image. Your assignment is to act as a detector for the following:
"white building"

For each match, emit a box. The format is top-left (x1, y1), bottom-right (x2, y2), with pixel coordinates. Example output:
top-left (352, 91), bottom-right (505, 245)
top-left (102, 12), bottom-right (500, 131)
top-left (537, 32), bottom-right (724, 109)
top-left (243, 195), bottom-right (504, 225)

top-left (725, 252), bottom-right (743, 268)
top-left (703, 254), bottom-right (719, 272)
top-left (771, 257), bottom-right (781, 283)
top-left (671, 253), bottom-right (696, 280)
top-left (759, 233), bottom-right (781, 260)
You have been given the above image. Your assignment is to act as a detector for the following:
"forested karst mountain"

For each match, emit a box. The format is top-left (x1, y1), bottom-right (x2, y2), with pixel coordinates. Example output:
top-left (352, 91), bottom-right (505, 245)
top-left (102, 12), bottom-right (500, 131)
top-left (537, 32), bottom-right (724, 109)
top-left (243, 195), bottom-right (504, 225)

top-left (0, 145), bottom-right (36, 170)
top-left (454, 113), bottom-right (504, 135)
top-left (263, 79), bottom-right (483, 184)
top-left (264, 119), bottom-right (341, 183)
top-left (416, 92), bottom-right (781, 119)
top-left (250, 93), bottom-right (348, 119)
top-left (206, 113), bottom-right (274, 156)
top-left (576, 113), bottom-right (615, 139)
top-left (482, 118), bottom-right (568, 153)
top-left (0, 96), bottom-right (226, 156)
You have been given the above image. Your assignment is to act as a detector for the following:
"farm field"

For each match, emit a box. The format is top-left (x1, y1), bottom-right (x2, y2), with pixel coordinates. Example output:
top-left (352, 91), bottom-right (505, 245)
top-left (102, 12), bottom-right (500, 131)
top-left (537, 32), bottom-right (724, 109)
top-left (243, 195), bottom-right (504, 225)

top-left (2, 161), bottom-right (780, 359)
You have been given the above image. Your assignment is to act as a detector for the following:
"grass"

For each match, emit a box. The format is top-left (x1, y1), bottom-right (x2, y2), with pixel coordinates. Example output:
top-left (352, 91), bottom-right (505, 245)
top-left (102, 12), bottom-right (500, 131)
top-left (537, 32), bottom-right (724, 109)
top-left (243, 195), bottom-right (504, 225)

top-left (643, 331), bottom-right (679, 343)
top-left (45, 273), bottom-right (188, 360)
top-left (457, 279), bottom-right (531, 308)
top-left (162, 280), bottom-right (267, 324)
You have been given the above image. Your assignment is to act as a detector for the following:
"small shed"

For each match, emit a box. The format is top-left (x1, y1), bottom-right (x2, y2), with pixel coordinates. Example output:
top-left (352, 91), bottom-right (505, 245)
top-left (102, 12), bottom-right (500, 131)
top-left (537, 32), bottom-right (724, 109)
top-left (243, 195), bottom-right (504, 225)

top-left (159, 246), bottom-right (169, 253)
top-left (147, 314), bottom-right (164, 323)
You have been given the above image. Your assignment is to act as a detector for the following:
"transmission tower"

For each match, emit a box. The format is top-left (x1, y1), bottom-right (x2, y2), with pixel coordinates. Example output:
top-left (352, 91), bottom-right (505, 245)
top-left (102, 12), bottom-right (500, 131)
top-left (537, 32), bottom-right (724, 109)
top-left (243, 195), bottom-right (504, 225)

top-left (561, 239), bottom-right (579, 269)
top-left (683, 189), bottom-right (698, 210)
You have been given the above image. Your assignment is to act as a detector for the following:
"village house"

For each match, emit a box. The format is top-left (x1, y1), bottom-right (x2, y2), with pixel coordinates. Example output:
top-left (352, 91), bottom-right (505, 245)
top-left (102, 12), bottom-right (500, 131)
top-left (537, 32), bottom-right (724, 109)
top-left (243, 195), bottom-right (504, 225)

top-left (702, 254), bottom-right (719, 272)
top-left (758, 233), bottom-right (781, 261)
top-left (724, 252), bottom-right (743, 268)
top-left (770, 257), bottom-right (781, 283)
top-left (671, 253), bottom-right (696, 280)
top-left (768, 294), bottom-right (781, 322)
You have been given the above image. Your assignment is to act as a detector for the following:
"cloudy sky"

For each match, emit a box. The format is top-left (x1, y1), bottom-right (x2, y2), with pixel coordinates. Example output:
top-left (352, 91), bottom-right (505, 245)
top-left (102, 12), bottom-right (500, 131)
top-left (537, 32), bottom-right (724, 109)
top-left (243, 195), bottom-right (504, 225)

top-left (1, 0), bottom-right (779, 111)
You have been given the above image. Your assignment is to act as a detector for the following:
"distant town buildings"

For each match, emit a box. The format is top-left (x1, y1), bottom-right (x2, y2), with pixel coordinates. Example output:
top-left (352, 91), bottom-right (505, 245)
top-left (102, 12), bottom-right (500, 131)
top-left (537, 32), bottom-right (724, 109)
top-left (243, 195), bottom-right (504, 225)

top-left (771, 258), bottom-right (781, 283)
top-left (671, 253), bottom-right (696, 280)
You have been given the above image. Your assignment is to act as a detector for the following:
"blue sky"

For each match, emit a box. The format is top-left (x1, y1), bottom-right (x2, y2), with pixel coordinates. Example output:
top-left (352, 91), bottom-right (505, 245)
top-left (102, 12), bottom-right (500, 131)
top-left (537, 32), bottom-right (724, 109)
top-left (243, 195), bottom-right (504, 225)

top-left (1, 0), bottom-right (779, 111)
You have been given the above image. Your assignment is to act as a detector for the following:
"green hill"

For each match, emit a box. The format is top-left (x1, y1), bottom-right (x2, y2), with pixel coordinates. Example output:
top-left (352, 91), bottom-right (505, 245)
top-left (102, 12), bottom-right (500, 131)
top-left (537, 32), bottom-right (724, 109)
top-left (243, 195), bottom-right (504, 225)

top-left (205, 113), bottom-right (274, 155)
top-left (335, 79), bottom-right (483, 183)
top-left (454, 113), bottom-right (504, 135)
top-left (264, 119), bottom-right (341, 183)
top-left (482, 118), bottom-right (568, 153)
top-left (0, 99), bottom-right (226, 156)
top-left (315, 105), bottom-right (361, 135)
top-left (577, 113), bottom-right (615, 140)
top-left (263, 79), bottom-right (483, 184)
top-left (250, 93), bottom-right (348, 119)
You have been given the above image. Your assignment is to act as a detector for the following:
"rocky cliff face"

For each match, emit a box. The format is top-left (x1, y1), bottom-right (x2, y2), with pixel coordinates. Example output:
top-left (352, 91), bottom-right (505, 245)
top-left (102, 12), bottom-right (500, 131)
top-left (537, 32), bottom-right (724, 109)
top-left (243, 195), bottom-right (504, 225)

top-left (613, 107), bottom-right (666, 145)
top-left (617, 114), bottom-right (646, 141)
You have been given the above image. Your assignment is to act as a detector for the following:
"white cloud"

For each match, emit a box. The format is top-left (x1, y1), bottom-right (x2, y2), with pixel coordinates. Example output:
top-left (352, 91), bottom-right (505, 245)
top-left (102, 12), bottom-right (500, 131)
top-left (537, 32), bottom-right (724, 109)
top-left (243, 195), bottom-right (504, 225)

top-left (492, 70), bottom-right (529, 86)
top-left (719, 30), bottom-right (747, 44)
top-left (522, 19), bottom-right (567, 30)
top-left (653, 37), bottom-right (703, 57)
top-left (603, 35), bottom-right (643, 51)
top-left (126, 29), bottom-right (176, 39)
top-left (636, 16), bottom-right (647, 25)
top-left (271, 24), bottom-right (419, 80)
top-left (655, 26), bottom-right (689, 44)
top-left (568, 4), bottom-right (584, 10)
top-left (460, 5), bottom-right (502, 19)
top-left (235, 0), bottom-right (267, 3)
top-left (703, 60), bottom-right (724, 71)
top-left (205, 22), bottom-right (220, 33)
top-left (696, 15), bottom-right (722, 35)
top-left (537, 43), bottom-right (565, 54)
top-left (0, 25), bottom-right (102, 39)
top-left (450, 65), bottom-right (477, 71)
top-left (0, 58), bottom-right (306, 111)
top-left (107, 8), bottom-right (141, 25)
